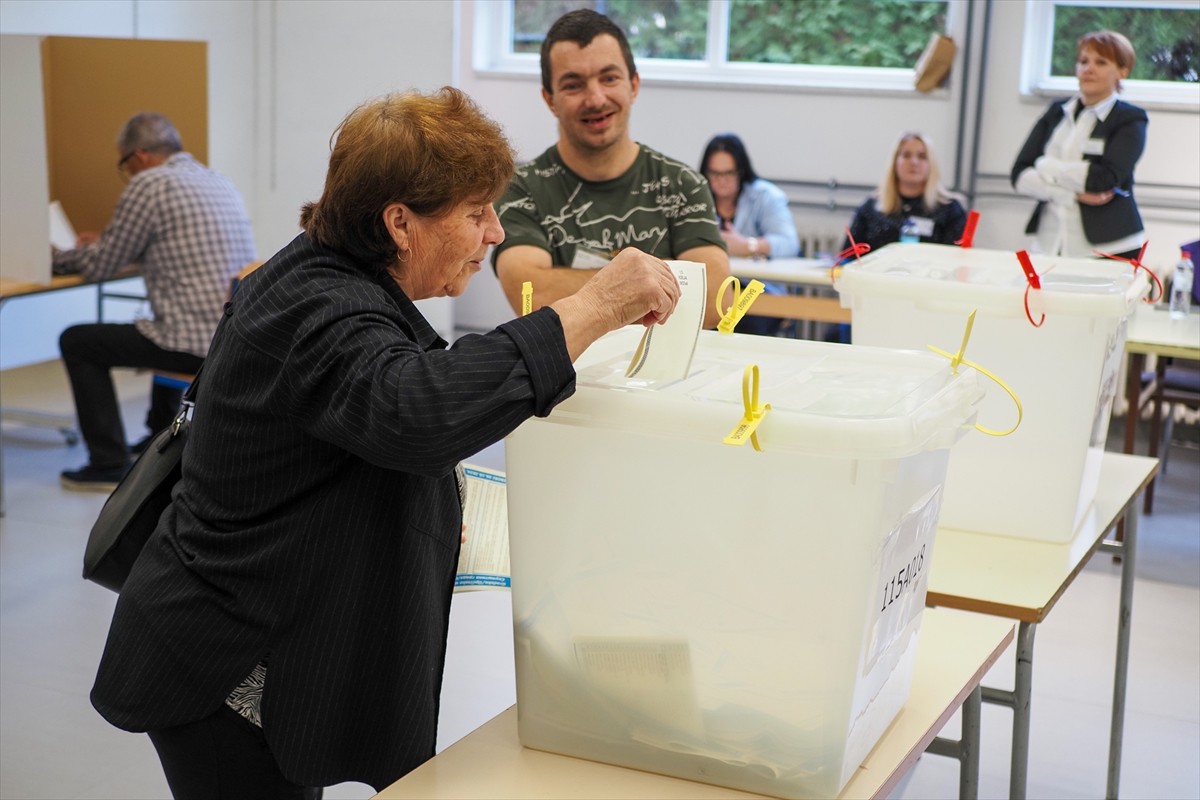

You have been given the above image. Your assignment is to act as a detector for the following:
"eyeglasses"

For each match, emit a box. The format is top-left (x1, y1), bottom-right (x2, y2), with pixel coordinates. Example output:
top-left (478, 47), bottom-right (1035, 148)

top-left (116, 151), bottom-right (137, 177)
top-left (706, 168), bottom-right (739, 180)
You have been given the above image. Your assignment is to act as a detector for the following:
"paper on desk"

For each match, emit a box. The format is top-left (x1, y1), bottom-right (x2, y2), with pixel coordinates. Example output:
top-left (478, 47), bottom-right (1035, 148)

top-left (624, 260), bottom-right (706, 383)
top-left (49, 201), bottom-right (77, 251)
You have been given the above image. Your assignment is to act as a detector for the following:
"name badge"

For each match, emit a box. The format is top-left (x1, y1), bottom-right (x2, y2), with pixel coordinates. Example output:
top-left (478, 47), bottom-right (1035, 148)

top-left (570, 247), bottom-right (611, 269)
top-left (1082, 138), bottom-right (1105, 156)
top-left (911, 216), bottom-right (935, 237)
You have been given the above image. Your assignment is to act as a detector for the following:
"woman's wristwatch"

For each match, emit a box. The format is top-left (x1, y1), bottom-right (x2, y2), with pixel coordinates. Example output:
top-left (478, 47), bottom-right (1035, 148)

top-left (748, 237), bottom-right (759, 257)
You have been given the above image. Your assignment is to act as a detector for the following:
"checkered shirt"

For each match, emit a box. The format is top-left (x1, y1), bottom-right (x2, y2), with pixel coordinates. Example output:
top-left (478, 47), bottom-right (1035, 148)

top-left (53, 152), bottom-right (256, 356)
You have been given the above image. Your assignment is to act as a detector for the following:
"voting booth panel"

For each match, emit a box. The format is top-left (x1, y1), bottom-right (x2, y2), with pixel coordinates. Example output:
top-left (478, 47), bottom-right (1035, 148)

top-left (0, 34), bottom-right (206, 285)
top-left (505, 329), bottom-right (983, 799)
top-left (837, 243), bottom-right (1147, 543)
top-left (42, 36), bottom-right (208, 235)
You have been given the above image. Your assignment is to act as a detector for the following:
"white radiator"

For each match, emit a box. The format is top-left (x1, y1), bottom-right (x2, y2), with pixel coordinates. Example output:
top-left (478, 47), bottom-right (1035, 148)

top-left (797, 230), bottom-right (844, 259)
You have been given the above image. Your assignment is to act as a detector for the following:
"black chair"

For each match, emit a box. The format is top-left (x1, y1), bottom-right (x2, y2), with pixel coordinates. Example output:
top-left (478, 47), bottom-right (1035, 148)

top-left (1143, 357), bottom-right (1200, 513)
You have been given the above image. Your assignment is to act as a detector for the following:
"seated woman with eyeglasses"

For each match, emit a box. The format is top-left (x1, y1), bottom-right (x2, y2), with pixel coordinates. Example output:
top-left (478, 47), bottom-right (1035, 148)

top-left (700, 133), bottom-right (799, 336)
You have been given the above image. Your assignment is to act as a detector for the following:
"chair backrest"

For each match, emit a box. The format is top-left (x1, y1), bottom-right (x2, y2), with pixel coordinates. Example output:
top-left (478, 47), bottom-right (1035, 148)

top-left (151, 261), bottom-right (265, 388)
top-left (229, 260), bottom-right (265, 298)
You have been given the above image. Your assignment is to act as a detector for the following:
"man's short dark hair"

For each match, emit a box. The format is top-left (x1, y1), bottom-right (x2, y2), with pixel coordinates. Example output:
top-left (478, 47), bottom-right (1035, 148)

top-left (540, 8), bottom-right (637, 95)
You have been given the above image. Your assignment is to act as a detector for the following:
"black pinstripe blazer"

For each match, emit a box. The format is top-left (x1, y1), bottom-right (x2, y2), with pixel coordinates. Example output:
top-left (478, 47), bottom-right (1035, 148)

top-left (91, 234), bottom-right (576, 789)
top-left (1010, 98), bottom-right (1148, 244)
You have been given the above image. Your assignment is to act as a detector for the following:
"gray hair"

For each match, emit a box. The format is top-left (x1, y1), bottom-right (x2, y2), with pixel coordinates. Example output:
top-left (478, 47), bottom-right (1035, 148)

top-left (117, 112), bottom-right (183, 157)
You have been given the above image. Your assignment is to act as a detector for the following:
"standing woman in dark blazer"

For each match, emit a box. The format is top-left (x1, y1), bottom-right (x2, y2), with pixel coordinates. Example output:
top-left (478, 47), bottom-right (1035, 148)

top-left (89, 88), bottom-right (680, 799)
top-left (1012, 30), bottom-right (1147, 259)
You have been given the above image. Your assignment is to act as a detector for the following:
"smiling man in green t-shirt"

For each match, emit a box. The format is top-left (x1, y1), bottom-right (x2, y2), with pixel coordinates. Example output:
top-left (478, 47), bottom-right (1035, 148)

top-left (493, 8), bottom-right (730, 329)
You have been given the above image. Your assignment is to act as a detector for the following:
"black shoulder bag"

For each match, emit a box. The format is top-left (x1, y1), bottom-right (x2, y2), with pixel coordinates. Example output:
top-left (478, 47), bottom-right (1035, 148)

top-left (82, 368), bottom-right (201, 593)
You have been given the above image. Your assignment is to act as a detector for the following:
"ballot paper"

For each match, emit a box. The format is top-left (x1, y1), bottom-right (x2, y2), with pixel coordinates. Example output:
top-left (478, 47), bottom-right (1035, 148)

top-left (454, 464), bottom-right (510, 592)
top-left (49, 201), bottom-right (77, 251)
top-left (624, 260), bottom-right (706, 383)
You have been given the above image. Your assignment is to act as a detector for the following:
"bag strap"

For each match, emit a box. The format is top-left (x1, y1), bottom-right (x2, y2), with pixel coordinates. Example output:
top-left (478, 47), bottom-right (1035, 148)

top-left (169, 364), bottom-right (203, 436)
top-left (183, 363), bottom-right (202, 404)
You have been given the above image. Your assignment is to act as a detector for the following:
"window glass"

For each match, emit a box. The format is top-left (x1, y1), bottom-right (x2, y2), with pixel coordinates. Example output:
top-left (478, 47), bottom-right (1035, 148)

top-left (727, 0), bottom-right (948, 68)
top-left (511, 0), bottom-right (948, 68)
top-left (1051, 4), bottom-right (1198, 82)
top-left (491, 0), bottom-right (963, 93)
top-left (512, 0), bottom-right (707, 60)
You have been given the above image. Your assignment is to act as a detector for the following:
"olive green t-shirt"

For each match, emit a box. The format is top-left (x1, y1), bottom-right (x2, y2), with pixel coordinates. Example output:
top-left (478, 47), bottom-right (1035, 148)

top-left (493, 144), bottom-right (724, 271)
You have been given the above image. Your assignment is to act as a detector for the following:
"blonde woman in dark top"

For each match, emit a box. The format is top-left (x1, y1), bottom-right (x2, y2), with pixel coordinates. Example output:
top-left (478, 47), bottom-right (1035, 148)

top-left (842, 131), bottom-right (967, 254)
top-left (829, 132), bottom-right (966, 343)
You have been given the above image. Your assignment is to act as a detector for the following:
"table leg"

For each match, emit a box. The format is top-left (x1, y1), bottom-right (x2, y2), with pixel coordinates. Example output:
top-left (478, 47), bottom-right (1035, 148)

top-left (1123, 353), bottom-right (1145, 455)
top-left (960, 684), bottom-right (982, 800)
top-left (1116, 352), bottom-right (1148, 545)
top-left (982, 621), bottom-right (1036, 800)
top-left (1144, 360), bottom-right (1166, 516)
top-left (1009, 622), bottom-right (1035, 800)
top-left (926, 681), bottom-right (982, 800)
top-left (1102, 500), bottom-right (1138, 799)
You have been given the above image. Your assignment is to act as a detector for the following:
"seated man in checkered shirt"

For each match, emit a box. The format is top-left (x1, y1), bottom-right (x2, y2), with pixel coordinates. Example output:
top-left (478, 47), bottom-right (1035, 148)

top-left (52, 112), bottom-right (256, 491)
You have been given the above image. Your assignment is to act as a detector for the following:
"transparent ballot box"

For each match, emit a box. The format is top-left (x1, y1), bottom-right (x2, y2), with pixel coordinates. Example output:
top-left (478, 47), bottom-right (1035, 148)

top-left (505, 328), bottom-right (984, 799)
top-left (837, 243), bottom-right (1147, 543)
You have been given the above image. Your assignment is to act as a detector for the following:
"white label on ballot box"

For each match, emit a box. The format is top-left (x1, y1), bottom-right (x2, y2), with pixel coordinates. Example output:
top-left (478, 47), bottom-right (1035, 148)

top-left (865, 486), bottom-right (940, 672)
top-left (1089, 317), bottom-right (1128, 448)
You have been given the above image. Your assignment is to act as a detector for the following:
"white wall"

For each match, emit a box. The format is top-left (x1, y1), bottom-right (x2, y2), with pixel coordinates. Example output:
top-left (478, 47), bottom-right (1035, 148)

top-left (250, 0), bottom-right (454, 254)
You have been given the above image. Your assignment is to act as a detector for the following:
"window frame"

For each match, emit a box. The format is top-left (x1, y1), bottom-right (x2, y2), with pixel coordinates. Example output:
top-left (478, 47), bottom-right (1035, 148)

top-left (472, 0), bottom-right (964, 95)
top-left (1019, 0), bottom-right (1200, 112)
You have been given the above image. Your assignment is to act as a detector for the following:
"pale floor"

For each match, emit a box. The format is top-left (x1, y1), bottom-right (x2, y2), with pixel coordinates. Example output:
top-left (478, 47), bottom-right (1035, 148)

top-left (1, 360), bottom-right (1197, 800)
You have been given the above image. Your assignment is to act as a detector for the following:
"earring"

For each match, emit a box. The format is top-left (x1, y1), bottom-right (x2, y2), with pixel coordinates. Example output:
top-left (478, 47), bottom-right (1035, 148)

top-left (396, 249), bottom-right (409, 263)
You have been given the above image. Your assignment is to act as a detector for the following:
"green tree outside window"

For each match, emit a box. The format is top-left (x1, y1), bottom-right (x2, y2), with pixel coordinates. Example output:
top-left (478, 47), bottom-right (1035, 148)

top-left (1051, 4), bottom-right (1198, 82)
top-left (728, 0), bottom-right (947, 67)
top-left (512, 0), bottom-right (948, 67)
top-left (513, 1), bottom-right (707, 59)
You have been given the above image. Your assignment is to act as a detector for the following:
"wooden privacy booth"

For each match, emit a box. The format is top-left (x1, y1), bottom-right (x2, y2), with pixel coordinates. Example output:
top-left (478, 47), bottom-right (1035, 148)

top-left (0, 35), bottom-right (207, 284)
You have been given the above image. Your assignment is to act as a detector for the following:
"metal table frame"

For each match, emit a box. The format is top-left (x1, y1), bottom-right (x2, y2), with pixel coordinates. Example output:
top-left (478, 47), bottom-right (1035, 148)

top-left (926, 452), bottom-right (1157, 799)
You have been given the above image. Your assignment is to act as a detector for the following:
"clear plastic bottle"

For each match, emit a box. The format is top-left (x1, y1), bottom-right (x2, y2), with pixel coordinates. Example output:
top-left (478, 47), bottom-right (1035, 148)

top-left (899, 218), bottom-right (919, 244)
top-left (1169, 250), bottom-right (1193, 319)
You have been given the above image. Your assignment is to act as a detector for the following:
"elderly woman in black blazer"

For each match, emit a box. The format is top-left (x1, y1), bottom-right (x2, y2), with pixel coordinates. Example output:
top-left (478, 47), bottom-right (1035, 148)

top-left (1012, 30), bottom-right (1147, 259)
top-left (89, 88), bottom-right (680, 799)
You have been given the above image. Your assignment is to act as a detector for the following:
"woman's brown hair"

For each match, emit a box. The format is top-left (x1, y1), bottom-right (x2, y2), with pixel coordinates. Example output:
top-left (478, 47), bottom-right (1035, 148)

top-left (300, 87), bottom-right (514, 272)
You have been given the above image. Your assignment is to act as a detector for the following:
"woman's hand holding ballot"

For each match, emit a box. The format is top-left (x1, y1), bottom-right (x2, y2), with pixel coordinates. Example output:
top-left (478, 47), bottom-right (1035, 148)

top-left (552, 247), bottom-right (681, 360)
